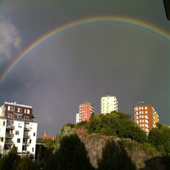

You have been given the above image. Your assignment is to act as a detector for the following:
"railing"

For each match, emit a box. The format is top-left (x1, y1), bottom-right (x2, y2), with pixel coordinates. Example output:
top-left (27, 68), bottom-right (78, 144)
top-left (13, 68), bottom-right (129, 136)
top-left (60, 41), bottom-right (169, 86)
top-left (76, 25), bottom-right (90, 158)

top-left (6, 125), bottom-right (15, 129)
top-left (24, 127), bottom-right (30, 131)
top-left (5, 141), bottom-right (14, 145)
top-left (32, 114), bottom-right (35, 118)
top-left (5, 134), bottom-right (14, 138)
top-left (23, 135), bottom-right (30, 138)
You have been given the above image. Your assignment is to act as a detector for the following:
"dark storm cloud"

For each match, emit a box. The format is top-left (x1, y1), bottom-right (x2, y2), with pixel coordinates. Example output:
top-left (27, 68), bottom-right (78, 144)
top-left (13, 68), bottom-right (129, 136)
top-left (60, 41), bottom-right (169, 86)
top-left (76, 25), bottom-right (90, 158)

top-left (0, 0), bottom-right (170, 137)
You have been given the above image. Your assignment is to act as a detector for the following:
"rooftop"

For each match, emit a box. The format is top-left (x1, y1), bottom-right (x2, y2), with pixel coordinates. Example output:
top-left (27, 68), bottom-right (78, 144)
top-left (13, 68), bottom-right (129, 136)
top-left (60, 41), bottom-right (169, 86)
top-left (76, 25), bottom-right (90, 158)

top-left (135, 101), bottom-right (152, 106)
top-left (81, 101), bottom-right (91, 105)
top-left (4, 102), bottom-right (32, 108)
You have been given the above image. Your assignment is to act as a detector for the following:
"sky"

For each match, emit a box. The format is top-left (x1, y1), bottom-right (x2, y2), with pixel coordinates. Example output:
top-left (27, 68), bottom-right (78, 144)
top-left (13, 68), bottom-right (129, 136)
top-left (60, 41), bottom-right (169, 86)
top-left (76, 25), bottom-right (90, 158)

top-left (0, 0), bottom-right (170, 138)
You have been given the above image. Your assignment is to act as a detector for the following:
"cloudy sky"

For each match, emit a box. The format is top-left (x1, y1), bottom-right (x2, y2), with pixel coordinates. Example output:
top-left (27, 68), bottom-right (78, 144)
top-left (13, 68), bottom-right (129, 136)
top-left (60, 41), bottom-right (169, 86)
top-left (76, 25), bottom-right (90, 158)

top-left (0, 0), bottom-right (170, 137)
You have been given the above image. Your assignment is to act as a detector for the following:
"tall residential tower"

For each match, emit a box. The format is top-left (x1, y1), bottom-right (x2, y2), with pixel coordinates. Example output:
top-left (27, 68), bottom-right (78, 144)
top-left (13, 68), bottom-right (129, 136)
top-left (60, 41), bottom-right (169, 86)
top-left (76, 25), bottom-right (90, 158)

top-left (101, 94), bottom-right (118, 114)
top-left (134, 101), bottom-right (159, 134)
top-left (78, 101), bottom-right (94, 123)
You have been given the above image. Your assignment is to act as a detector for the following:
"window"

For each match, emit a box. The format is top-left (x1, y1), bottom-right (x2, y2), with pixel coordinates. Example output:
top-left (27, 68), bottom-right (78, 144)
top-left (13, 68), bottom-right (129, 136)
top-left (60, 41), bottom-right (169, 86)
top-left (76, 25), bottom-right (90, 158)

top-left (0, 137), bottom-right (3, 142)
top-left (139, 111), bottom-right (141, 114)
top-left (18, 123), bottom-right (22, 128)
top-left (24, 116), bottom-right (29, 121)
top-left (29, 139), bottom-right (31, 144)
top-left (33, 133), bottom-right (35, 136)
top-left (142, 111), bottom-right (143, 114)
top-left (17, 138), bottom-right (20, 143)
top-left (17, 108), bottom-right (22, 113)
top-left (16, 114), bottom-right (21, 119)
top-left (141, 107), bottom-right (143, 109)
top-left (7, 122), bottom-right (12, 126)
top-left (145, 111), bottom-right (148, 114)
top-left (8, 106), bottom-right (13, 111)
top-left (3, 121), bottom-right (5, 126)
top-left (7, 114), bottom-right (13, 119)
top-left (32, 147), bottom-right (34, 152)
top-left (24, 109), bottom-right (30, 114)
top-left (15, 131), bottom-right (19, 135)
top-left (145, 107), bottom-right (147, 109)
top-left (139, 107), bottom-right (141, 110)
top-left (24, 131), bottom-right (28, 136)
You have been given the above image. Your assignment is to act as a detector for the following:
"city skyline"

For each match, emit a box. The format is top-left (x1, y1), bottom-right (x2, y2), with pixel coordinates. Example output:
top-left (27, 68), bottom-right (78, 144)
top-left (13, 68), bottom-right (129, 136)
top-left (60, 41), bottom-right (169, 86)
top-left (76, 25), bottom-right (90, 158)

top-left (0, 0), bottom-right (170, 137)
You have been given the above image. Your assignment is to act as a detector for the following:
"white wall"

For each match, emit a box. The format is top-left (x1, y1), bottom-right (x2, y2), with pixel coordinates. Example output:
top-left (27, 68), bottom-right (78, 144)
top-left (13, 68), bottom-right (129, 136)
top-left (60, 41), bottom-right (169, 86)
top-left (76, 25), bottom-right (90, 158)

top-left (0, 119), bottom-right (7, 155)
top-left (27, 122), bottom-right (38, 158)
top-left (13, 121), bottom-right (24, 153)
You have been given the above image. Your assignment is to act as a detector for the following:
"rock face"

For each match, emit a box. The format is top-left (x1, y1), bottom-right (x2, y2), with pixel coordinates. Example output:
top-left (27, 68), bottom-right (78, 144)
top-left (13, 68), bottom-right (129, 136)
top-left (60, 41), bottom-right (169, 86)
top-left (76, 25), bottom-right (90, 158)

top-left (76, 126), bottom-right (165, 170)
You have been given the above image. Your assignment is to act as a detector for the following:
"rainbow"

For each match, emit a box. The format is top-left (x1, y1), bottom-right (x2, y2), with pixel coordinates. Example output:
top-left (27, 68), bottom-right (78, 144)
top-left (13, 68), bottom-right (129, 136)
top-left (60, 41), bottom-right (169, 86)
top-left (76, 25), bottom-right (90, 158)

top-left (0, 16), bottom-right (170, 85)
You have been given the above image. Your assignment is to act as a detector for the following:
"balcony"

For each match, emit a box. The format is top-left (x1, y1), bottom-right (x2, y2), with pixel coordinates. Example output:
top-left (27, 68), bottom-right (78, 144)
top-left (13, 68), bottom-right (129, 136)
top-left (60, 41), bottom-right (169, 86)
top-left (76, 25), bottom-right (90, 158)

top-left (23, 135), bottom-right (30, 138)
top-left (24, 127), bottom-right (30, 131)
top-left (5, 140), bottom-right (14, 145)
top-left (5, 133), bottom-right (14, 138)
top-left (32, 114), bottom-right (35, 118)
top-left (145, 116), bottom-right (149, 119)
top-left (6, 126), bottom-right (15, 130)
top-left (145, 120), bottom-right (149, 123)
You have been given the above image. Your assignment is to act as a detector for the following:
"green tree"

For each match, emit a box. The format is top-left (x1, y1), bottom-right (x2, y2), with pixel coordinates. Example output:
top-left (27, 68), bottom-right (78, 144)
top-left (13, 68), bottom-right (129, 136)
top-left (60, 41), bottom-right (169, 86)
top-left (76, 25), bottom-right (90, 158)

top-left (0, 145), bottom-right (21, 170)
top-left (161, 125), bottom-right (170, 153)
top-left (97, 140), bottom-right (136, 170)
top-left (148, 128), bottom-right (162, 147)
top-left (17, 154), bottom-right (39, 170)
top-left (118, 119), bottom-right (147, 143)
top-left (53, 134), bottom-right (93, 170)
top-left (76, 120), bottom-right (88, 128)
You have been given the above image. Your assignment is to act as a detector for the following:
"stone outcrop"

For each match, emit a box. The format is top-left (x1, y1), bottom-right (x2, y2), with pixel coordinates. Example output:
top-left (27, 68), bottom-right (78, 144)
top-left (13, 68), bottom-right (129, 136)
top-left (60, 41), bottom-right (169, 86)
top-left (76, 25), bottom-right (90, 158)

top-left (76, 126), bottom-right (165, 170)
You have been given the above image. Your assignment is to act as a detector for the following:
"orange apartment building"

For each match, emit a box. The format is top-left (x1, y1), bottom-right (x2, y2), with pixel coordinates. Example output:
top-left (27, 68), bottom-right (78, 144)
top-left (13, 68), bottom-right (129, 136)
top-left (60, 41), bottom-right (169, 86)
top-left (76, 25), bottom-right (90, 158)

top-left (78, 101), bottom-right (94, 123)
top-left (134, 101), bottom-right (159, 135)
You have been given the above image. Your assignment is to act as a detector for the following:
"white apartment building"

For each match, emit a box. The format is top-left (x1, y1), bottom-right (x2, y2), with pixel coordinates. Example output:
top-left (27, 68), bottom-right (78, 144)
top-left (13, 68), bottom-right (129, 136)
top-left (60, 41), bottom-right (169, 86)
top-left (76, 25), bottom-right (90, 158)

top-left (101, 94), bottom-right (118, 114)
top-left (0, 102), bottom-right (38, 159)
top-left (76, 113), bottom-right (79, 124)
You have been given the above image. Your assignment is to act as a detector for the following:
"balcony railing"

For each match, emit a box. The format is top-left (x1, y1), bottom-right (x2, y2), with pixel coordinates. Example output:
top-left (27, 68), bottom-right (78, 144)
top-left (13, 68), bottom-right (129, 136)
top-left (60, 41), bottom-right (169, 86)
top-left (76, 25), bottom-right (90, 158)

top-left (6, 126), bottom-right (15, 130)
top-left (5, 141), bottom-right (14, 145)
top-left (24, 127), bottom-right (30, 131)
top-left (23, 135), bottom-right (30, 138)
top-left (5, 134), bottom-right (14, 138)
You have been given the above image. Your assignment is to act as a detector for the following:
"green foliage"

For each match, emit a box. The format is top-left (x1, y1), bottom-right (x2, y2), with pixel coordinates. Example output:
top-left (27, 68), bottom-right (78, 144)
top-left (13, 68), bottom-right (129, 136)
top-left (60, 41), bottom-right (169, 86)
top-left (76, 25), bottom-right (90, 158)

top-left (0, 145), bottom-right (21, 170)
top-left (17, 154), bottom-right (39, 170)
top-left (53, 124), bottom-right (76, 154)
top-left (142, 142), bottom-right (151, 151)
top-left (36, 138), bottom-right (54, 149)
top-left (161, 125), bottom-right (170, 153)
top-left (53, 134), bottom-right (93, 170)
top-left (156, 122), bottom-right (163, 130)
top-left (148, 128), bottom-right (162, 147)
top-left (76, 120), bottom-right (88, 128)
top-left (97, 140), bottom-right (136, 170)
top-left (157, 145), bottom-right (165, 154)
top-left (118, 119), bottom-right (147, 143)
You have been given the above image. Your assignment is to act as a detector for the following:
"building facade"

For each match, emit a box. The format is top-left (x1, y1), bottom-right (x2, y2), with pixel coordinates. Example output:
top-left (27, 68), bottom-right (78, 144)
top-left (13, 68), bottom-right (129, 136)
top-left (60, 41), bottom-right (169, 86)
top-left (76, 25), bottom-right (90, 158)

top-left (44, 133), bottom-right (55, 141)
top-left (101, 94), bottom-right (118, 114)
top-left (76, 113), bottom-right (79, 124)
top-left (0, 102), bottom-right (38, 159)
top-left (78, 101), bottom-right (94, 122)
top-left (134, 101), bottom-right (159, 134)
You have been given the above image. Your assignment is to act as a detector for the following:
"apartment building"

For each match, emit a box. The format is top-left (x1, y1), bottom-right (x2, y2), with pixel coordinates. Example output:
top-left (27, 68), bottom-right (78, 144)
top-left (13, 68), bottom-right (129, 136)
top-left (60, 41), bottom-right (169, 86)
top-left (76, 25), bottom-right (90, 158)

top-left (78, 101), bottom-right (94, 122)
top-left (0, 102), bottom-right (38, 159)
top-left (101, 94), bottom-right (118, 114)
top-left (134, 101), bottom-right (159, 134)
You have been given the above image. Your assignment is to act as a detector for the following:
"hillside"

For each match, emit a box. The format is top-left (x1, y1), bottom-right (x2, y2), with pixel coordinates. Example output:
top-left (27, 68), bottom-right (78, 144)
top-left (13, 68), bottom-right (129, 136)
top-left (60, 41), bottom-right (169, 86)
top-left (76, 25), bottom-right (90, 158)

top-left (76, 126), bottom-right (165, 170)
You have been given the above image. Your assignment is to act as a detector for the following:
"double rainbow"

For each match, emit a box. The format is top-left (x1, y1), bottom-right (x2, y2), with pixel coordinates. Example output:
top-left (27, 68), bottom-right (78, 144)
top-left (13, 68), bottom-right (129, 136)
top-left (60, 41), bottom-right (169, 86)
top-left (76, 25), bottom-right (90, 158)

top-left (0, 16), bottom-right (170, 85)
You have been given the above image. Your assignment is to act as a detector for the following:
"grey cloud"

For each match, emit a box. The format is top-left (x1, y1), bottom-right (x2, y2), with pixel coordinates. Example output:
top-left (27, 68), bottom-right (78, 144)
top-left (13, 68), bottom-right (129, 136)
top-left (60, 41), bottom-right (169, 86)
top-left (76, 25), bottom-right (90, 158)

top-left (0, 19), bottom-right (22, 59)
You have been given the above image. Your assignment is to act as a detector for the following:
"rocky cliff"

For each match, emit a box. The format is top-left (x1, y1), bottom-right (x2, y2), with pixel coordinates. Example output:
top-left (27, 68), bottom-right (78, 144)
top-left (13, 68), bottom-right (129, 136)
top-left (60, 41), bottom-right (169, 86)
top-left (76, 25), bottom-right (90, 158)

top-left (76, 126), bottom-right (165, 170)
